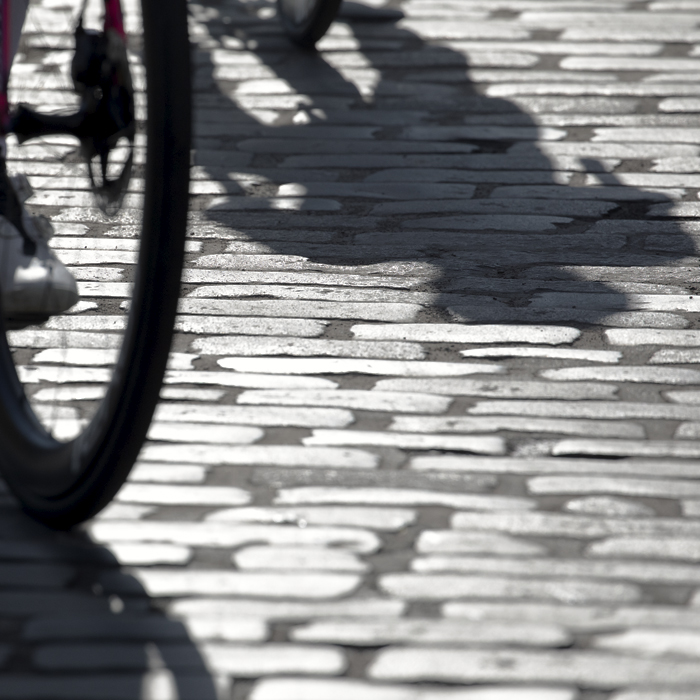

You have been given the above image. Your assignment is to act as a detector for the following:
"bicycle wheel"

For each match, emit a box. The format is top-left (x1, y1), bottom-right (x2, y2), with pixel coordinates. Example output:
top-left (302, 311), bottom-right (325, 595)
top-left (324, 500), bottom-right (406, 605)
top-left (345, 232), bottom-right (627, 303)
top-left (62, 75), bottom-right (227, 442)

top-left (0, 0), bottom-right (190, 528)
top-left (278, 0), bottom-right (343, 48)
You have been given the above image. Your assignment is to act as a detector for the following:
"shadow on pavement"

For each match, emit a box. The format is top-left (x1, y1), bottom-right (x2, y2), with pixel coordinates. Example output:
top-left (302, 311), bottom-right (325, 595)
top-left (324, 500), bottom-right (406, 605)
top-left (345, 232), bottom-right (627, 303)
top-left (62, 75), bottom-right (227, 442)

top-left (193, 0), bottom-right (691, 333)
top-left (0, 498), bottom-right (218, 700)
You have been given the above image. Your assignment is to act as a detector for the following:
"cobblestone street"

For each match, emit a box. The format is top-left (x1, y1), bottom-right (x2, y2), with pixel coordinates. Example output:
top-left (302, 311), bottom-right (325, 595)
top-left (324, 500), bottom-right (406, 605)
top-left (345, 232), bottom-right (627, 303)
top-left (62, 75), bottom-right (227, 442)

top-left (3, 0), bottom-right (700, 697)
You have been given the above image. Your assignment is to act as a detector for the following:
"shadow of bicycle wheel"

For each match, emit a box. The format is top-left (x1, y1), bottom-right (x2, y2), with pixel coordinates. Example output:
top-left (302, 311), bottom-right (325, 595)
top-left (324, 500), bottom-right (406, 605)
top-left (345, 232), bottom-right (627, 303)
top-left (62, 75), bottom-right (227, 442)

top-left (0, 494), bottom-right (220, 700)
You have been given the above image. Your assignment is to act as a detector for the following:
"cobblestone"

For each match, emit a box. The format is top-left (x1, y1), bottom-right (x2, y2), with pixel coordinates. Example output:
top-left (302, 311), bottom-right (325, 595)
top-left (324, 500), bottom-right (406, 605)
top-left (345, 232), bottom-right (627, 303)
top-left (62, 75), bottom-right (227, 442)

top-left (169, 596), bottom-right (406, 620)
top-left (273, 487), bottom-right (531, 510)
top-left (412, 555), bottom-right (700, 585)
top-left (205, 506), bottom-right (416, 531)
top-left (375, 378), bottom-right (616, 399)
top-left (442, 601), bottom-right (700, 631)
top-left (237, 389), bottom-right (453, 413)
top-left (529, 476), bottom-right (700, 498)
top-left (114, 484), bottom-right (252, 506)
top-left (380, 573), bottom-right (641, 604)
top-left (90, 522), bottom-right (381, 553)
top-left (391, 416), bottom-right (645, 438)
top-left (200, 643), bottom-right (346, 676)
top-left (587, 538), bottom-right (700, 562)
top-left (303, 430), bottom-right (506, 453)
top-left (564, 497), bottom-right (655, 518)
top-left (411, 455), bottom-right (700, 478)
top-left (451, 512), bottom-right (700, 539)
top-left (416, 530), bottom-right (546, 556)
top-left (249, 678), bottom-right (577, 700)
top-left (140, 444), bottom-right (380, 468)
top-left (552, 439), bottom-right (700, 458)
top-left (290, 618), bottom-right (571, 647)
top-left (219, 357), bottom-right (502, 376)
top-left (232, 546), bottom-right (369, 572)
top-left (132, 570), bottom-right (362, 598)
top-left (192, 335), bottom-right (426, 359)
top-left (352, 324), bottom-right (580, 345)
top-left (368, 648), bottom-right (700, 686)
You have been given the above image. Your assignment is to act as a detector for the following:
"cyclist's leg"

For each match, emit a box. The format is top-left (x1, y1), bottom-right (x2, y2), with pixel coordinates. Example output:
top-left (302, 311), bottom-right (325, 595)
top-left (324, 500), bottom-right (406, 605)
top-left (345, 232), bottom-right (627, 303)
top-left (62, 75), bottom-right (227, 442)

top-left (278, 0), bottom-right (343, 48)
top-left (0, 0), bottom-right (28, 153)
top-left (0, 0), bottom-right (78, 324)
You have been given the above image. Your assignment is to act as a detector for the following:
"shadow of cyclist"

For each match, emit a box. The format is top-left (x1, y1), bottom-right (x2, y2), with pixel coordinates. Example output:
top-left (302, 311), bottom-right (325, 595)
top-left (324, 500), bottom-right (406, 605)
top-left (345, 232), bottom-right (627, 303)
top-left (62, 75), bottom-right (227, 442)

top-left (0, 497), bottom-right (219, 700)
top-left (190, 0), bottom-right (694, 334)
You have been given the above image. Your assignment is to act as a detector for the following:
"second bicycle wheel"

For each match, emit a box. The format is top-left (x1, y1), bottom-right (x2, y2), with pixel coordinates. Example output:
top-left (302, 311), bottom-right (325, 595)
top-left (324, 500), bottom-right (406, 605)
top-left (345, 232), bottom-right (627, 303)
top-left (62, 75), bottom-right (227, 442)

top-left (278, 0), bottom-right (343, 48)
top-left (0, 0), bottom-right (190, 528)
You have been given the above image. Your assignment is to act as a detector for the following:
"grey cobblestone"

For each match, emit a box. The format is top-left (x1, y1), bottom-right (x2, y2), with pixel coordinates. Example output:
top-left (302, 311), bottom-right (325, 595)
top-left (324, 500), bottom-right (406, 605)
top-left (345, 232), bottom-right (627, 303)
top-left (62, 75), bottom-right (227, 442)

top-left (611, 692), bottom-right (696, 700)
top-left (232, 546), bottom-right (369, 572)
top-left (379, 573), bottom-right (641, 604)
top-left (375, 378), bottom-right (616, 399)
top-left (273, 487), bottom-right (531, 510)
top-left (552, 439), bottom-right (700, 459)
top-left (205, 506), bottom-right (416, 531)
top-left (141, 444), bottom-right (380, 468)
top-left (564, 497), bottom-right (655, 518)
top-left (90, 521), bottom-right (381, 553)
top-left (303, 429), bottom-right (507, 453)
top-left (411, 455), bottom-right (700, 478)
top-left (442, 601), bottom-right (700, 631)
top-left (169, 596), bottom-right (406, 620)
top-left (468, 401), bottom-right (700, 420)
top-left (249, 678), bottom-right (577, 700)
top-left (451, 512), bottom-right (700, 539)
top-left (162, 370), bottom-right (339, 389)
top-left (352, 323), bottom-right (580, 345)
top-left (192, 336), bottom-right (426, 359)
top-left (587, 538), bottom-right (700, 561)
top-left (115, 484), bottom-right (252, 506)
top-left (290, 618), bottom-right (571, 647)
top-left (132, 570), bottom-right (362, 598)
top-left (219, 357), bottom-right (502, 376)
top-left (391, 415), bottom-right (645, 438)
top-left (199, 643), bottom-right (346, 676)
top-left (153, 404), bottom-right (354, 427)
top-left (237, 389), bottom-right (453, 413)
top-left (411, 555), bottom-right (700, 585)
top-left (529, 476), bottom-right (700, 498)
top-left (368, 648), bottom-right (700, 686)
top-left (416, 530), bottom-right (546, 556)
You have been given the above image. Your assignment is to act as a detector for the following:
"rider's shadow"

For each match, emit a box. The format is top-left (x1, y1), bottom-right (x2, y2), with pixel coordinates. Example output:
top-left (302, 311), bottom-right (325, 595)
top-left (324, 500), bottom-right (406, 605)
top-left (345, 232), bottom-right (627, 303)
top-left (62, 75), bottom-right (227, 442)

top-left (194, 0), bottom-right (693, 334)
top-left (0, 497), bottom-right (219, 700)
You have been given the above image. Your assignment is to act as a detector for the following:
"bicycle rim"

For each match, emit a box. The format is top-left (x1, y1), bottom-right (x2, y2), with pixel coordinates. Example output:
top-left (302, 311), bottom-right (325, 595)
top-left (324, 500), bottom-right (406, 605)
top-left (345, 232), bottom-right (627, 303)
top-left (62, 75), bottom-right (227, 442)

top-left (0, 0), bottom-right (191, 528)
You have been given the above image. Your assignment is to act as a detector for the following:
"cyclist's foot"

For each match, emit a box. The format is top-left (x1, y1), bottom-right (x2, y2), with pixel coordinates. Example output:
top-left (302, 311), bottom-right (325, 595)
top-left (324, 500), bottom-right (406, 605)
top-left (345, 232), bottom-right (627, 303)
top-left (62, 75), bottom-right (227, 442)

top-left (0, 164), bottom-right (79, 327)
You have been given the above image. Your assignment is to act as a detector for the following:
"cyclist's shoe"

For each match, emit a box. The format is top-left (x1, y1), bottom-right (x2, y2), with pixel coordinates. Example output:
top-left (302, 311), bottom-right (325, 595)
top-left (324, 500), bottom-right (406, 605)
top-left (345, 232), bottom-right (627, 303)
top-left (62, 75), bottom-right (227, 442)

top-left (0, 168), bottom-right (79, 327)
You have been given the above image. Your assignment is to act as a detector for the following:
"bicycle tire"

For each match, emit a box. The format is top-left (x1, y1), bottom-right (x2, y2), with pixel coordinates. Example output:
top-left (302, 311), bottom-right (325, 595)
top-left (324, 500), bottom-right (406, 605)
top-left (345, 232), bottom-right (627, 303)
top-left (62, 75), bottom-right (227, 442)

top-left (0, 0), bottom-right (191, 528)
top-left (277, 0), bottom-right (343, 48)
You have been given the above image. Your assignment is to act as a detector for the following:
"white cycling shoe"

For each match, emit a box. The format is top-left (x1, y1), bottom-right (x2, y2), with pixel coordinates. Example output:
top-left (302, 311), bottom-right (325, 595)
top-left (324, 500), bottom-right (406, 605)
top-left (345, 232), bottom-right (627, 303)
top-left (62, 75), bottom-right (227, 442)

top-left (0, 172), bottom-right (79, 326)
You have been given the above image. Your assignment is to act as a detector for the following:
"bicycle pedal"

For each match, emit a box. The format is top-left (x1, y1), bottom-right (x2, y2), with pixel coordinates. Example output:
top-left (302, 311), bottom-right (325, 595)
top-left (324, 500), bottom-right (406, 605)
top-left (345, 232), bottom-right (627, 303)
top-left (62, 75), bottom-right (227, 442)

top-left (10, 105), bottom-right (85, 144)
